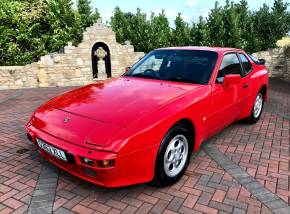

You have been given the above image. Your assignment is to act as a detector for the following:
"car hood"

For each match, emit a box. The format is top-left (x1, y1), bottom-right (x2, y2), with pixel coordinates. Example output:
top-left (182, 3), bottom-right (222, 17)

top-left (31, 106), bottom-right (122, 147)
top-left (46, 77), bottom-right (203, 126)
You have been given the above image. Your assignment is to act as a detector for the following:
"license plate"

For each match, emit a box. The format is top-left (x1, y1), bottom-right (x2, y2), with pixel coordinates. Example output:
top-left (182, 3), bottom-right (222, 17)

top-left (36, 138), bottom-right (67, 162)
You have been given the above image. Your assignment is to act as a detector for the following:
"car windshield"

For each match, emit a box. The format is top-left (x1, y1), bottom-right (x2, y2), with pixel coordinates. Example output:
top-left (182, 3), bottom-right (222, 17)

top-left (124, 50), bottom-right (218, 84)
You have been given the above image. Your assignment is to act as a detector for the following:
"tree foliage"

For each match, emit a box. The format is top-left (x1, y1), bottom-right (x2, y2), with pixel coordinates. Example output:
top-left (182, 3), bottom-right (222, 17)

top-left (0, 0), bottom-right (290, 66)
top-left (149, 10), bottom-right (172, 50)
top-left (110, 7), bottom-right (131, 44)
top-left (0, 0), bottom-right (49, 65)
top-left (76, 0), bottom-right (100, 43)
top-left (207, 2), bottom-right (225, 47)
top-left (0, 0), bottom-right (99, 65)
top-left (171, 13), bottom-right (191, 46)
top-left (125, 9), bottom-right (151, 52)
top-left (110, 0), bottom-right (290, 54)
top-left (253, 0), bottom-right (290, 50)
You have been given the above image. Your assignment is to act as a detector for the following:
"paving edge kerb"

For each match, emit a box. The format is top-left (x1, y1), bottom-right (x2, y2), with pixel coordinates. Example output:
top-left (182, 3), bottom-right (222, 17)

top-left (28, 161), bottom-right (59, 214)
top-left (204, 143), bottom-right (290, 214)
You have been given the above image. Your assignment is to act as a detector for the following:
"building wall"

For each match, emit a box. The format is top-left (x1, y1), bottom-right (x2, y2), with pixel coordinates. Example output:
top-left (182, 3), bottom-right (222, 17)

top-left (0, 20), bottom-right (144, 90)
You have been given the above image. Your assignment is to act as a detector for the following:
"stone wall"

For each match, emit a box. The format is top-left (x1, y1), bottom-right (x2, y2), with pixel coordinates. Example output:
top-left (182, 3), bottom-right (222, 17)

top-left (253, 47), bottom-right (290, 82)
top-left (0, 64), bottom-right (40, 90)
top-left (277, 36), bottom-right (290, 47)
top-left (285, 48), bottom-right (290, 82)
top-left (0, 20), bottom-right (144, 90)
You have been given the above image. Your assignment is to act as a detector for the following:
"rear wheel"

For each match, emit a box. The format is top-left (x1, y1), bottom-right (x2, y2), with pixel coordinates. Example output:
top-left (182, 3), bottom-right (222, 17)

top-left (152, 123), bottom-right (193, 186)
top-left (246, 92), bottom-right (264, 124)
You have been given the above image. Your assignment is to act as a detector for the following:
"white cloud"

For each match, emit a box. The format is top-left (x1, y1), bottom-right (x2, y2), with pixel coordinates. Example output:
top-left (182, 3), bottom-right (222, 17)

top-left (181, 14), bottom-right (191, 23)
top-left (202, 9), bottom-right (210, 19)
top-left (185, 0), bottom-right (197, 8)
top-left (101, 9), bottom-right (114, 23)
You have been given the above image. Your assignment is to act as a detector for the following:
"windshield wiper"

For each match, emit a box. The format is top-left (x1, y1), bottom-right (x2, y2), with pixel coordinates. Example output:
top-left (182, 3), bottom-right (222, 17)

top-left (165, 78), bottom-right (200, 84)
top-left (129, 73), bottom-right (158, 79)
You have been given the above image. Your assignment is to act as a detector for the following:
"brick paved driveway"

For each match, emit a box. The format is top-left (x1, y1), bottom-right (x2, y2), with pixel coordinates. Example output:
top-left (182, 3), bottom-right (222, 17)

top-left (0, 78), bottom-right (289, 214)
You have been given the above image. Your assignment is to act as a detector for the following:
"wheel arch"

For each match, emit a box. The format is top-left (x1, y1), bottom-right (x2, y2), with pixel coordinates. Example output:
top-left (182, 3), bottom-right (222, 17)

top-left (174, 118), bottom-right (196, 150)
top-left (152, 117), bottom-right (196, 186)
top-left (260, 84), bottom-right (267, 101)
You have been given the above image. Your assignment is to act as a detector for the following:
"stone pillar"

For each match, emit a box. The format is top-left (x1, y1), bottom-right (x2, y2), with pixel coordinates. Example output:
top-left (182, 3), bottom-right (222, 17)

top-left (94, 47), bottom-right (108, 80)
top-left (97, 59), bottom-right (107, 80)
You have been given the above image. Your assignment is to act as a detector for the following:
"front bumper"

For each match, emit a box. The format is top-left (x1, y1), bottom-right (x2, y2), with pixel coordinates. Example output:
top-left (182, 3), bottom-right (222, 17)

top-left (26, 123), bottom-right (123, 187)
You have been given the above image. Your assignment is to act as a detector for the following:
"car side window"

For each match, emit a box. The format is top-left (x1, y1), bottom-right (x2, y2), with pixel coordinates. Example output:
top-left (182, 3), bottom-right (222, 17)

top-left (239, 53), bottom-right (252, 75)
top-left (248, 54), bottom-right (260, 64)
top-left (216, 53), bottom-right (243, 83)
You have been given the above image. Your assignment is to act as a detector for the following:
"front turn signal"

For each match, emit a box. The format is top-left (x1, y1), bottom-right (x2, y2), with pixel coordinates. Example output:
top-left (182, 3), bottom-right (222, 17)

top-left (97, 159), bottom-right (115, 168)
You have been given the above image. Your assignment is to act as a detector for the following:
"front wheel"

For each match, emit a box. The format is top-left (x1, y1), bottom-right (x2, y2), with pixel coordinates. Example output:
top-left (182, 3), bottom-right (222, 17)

top-left (245, 92), bottom-right (264, 124)
top-left (152, 123), bottom-right (193, 186)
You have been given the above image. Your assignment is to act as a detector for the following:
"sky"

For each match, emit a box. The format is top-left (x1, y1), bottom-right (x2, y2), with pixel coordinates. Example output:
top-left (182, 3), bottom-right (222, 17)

top-left (86, 0), bottom-right (280, 26)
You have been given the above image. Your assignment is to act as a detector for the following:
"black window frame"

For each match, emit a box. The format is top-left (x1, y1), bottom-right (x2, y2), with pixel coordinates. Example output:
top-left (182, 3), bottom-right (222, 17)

top-left (216, 52), bottom-right (244, 84)
top-left (237, 53), bottom-right (253, 76)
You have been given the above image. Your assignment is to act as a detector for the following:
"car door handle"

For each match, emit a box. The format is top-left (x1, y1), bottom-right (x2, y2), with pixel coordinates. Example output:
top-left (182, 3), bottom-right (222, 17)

top-left (242, 83), bottom-right (249, 88)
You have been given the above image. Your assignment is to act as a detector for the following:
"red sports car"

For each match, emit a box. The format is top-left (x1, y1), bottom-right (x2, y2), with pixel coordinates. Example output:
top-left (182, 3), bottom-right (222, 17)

top-left (25, 47), bottom-right (268, 187)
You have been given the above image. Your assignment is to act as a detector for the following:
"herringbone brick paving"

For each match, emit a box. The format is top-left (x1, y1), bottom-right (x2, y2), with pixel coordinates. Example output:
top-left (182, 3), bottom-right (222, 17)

top-left (0, 78), bottom-right (289, 213)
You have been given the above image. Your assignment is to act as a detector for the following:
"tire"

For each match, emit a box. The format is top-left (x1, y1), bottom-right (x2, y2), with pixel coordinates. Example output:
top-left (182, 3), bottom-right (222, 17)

top-left (245, 91), bottom-right (264, 124)
top-left (152, 123), bottom-right (193, 187)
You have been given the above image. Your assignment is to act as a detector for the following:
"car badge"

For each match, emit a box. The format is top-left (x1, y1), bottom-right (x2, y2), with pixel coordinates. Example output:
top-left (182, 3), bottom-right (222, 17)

top-left (63, 117), bottom-right (70, 123)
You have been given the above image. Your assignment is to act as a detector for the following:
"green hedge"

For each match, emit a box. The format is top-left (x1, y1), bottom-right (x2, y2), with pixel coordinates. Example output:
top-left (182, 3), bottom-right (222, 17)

top-left (110, 0), bottom-right (290, 54)
top-left (0, 0), bottom-right (289, 66)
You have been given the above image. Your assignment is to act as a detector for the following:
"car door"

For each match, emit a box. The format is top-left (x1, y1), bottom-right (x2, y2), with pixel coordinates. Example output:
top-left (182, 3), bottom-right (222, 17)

top-left (237, 53), bottom-right (252, 111)
top-left (206, 53), bottom-right (244, 136)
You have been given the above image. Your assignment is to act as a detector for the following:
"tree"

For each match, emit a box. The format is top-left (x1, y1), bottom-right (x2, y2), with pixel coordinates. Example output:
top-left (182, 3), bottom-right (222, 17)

top-left (271, 0), bottom-right (290, 42)
top-left (222, 0), bottom-right (242, 48)
top-left (236, 0), bottom-right (248, 48)
top-left (0, 0), bottom-right (101, 66)
top-left (171, 13), bottom-right (191, 46)
top-left (189, 22), bottom-right (198, 45)
top-left (253, 4), bottom-right (275, 50)
top-left (128, 8), bottom-right (151, 52)
top-left (252, 0), bottom-right (290, 51)
top-left (149, 10), bottom-right (171, 50)
top-left (195, 16), bottom-right (210, 46)
top-left (234, 0), bottom-right (261, 53)
top-left (77, 0), bottom-right (100, 30)
top-left (207, 2), bottom-right (225, 46)
top-left (110, 7), bottom-right (130, 44)
top-left (46, 0), bottom-right (79, 51)
top-left (0, 0), bottom-right (49, 65)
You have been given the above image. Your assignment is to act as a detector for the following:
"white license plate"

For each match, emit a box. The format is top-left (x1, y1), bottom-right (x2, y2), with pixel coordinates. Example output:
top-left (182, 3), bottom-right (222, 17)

top-left (36, 138), bottom-right (67, 162)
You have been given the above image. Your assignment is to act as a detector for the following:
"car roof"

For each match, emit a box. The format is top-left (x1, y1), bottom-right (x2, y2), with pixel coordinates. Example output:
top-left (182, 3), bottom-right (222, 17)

top-left (156, 46), bottom-right (243, 53)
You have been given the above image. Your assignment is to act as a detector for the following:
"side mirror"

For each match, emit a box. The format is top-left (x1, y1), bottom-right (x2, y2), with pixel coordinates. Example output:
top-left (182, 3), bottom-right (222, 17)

top-left (223, 74), bottom-right (241, 87)
top-left (258, 59), bottom-right (266, 65)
